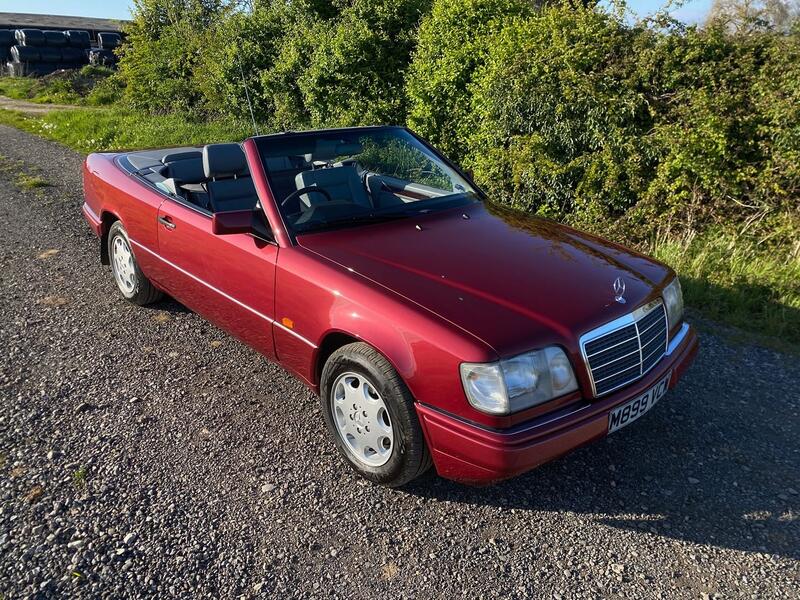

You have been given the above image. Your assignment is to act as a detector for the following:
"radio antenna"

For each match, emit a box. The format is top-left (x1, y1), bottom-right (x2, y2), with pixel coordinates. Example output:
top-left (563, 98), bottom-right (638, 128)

top-left (237, 55), bottom-right (259, 136)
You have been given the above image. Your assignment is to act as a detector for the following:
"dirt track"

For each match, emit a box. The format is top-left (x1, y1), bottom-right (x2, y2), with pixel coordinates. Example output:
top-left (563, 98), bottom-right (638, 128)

top-left (0, 95), bottom-right (78, 115)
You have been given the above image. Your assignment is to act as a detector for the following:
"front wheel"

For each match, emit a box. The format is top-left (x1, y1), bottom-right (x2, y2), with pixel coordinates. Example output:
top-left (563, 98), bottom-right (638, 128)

top-left (108, 221), bottom-right (162, 305)
top-left (320, 343), bottom-right (432, 487)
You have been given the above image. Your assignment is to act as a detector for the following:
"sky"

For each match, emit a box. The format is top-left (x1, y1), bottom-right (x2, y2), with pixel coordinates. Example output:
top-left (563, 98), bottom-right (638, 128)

top-left (0, 0), bottom-right (713, 24)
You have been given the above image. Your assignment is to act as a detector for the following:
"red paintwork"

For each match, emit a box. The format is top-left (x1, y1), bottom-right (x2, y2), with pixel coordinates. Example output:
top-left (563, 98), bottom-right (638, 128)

top-left (211, 209), bottom-right (254, 235)
top-left (81, 134), bottom-right (698, 485)
top-left (419, 327), bottom-right (698, 484)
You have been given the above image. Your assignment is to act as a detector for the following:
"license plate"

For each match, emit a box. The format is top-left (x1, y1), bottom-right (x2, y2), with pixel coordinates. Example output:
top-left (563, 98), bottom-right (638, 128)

top-left (608, 371), bottom-right (671, 434)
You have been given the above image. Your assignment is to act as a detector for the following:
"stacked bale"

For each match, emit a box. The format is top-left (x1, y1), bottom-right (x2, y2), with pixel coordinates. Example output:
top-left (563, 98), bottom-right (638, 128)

top-left (63, 30), bottom-right (92, 68)
top-left (0, 29), bottom-right (16, 61)
top-left (7, 28), bottom-right (93, 76)
top-left (89, 32), bottom-right (121, 67)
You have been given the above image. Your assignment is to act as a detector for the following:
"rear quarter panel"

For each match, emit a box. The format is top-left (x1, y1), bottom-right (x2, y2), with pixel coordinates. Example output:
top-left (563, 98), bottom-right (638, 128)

top-left (83, 153), bottom-right (163, 279)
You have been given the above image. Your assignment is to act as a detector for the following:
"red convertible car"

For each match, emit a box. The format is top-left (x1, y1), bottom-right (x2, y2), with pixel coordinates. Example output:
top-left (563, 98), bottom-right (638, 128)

top-left (82, 126), bottom-right (698, 486)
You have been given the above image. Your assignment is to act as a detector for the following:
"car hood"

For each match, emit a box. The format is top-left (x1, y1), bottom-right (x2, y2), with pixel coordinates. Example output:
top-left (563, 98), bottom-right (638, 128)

top-left (297, 202), bottom-right (672, 357)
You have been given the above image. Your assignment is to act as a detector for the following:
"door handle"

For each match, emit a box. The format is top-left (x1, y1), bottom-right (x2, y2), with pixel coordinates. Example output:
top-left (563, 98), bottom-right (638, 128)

top-left (158, 216), bottom-right (176, 230)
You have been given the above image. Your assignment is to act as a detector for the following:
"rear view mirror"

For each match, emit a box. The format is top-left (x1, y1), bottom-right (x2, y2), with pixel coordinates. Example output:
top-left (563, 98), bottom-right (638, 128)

top-left (211, 209), bottom-right (254, 235)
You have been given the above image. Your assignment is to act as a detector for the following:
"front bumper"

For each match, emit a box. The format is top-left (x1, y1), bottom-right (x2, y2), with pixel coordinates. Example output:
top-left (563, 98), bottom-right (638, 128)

top-left (417, 324), bottom-right (699, 485)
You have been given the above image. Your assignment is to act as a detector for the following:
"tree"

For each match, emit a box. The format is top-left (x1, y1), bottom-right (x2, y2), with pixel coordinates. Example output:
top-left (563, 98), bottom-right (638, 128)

top-left (706, 0), bottom-right (800, 34)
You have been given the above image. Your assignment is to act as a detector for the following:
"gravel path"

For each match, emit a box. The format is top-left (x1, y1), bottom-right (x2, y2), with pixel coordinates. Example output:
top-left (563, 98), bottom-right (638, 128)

top-left (0, 124), bottom-right (798, 599)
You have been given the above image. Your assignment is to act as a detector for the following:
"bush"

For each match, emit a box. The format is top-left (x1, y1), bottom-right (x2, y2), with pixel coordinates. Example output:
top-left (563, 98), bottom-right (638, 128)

top-left (466, 5), bottom-right (652, 227)
top-left (406, 0), bottom-right (534, 160)
top-left (450, 3), bottom-right (800, 256)
top-left (258, 5), bottom-right (334, 130)
top-left (196, 2), bottom-right (320, 123)
top-left (296, 0), bottom-right (432, 128)
top-left (117, 0), bottom-right (229, 113)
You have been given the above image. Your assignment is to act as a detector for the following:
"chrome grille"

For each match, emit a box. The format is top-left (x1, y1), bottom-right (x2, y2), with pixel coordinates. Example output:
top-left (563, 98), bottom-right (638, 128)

top-left (580, 300), bottom-right (668, 397)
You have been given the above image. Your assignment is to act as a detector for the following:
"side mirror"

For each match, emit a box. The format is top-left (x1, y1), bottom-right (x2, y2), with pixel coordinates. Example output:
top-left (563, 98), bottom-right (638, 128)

top-left (211, 208), bottom-right (276, 243)
top-left (211, 209), bottom-right (254, 235)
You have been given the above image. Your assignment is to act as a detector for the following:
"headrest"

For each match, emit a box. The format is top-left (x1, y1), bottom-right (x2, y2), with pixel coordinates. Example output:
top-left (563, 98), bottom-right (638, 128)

top-left (303, 140), bottom-right (363, 163)
top-left (203, 143), bottom-right (247, 178)
top-left (165, 157), bottom-right (205, 183)
top-left (162, 150), bottom-right (201, 164)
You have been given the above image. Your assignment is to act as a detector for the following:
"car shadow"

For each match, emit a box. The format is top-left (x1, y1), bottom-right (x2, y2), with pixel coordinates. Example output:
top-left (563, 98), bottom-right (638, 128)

top-left (404, 332), bottom-right (800, 560)
top-left (142, 295), bottom-right (192, 315)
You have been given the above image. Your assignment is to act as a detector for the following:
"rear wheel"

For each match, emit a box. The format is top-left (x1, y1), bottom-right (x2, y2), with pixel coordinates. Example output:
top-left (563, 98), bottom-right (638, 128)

top-left (108, 221), bottom-right (162, 305)
top-left (320, 342), bottom-right (432, 487)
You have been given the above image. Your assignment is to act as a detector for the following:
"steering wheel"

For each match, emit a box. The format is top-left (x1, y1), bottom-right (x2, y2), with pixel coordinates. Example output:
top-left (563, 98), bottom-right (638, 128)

top-left (282, 185), bottom-right (334, 207)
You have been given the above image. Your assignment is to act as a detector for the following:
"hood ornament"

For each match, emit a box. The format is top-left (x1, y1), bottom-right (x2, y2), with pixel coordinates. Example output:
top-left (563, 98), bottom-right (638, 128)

top-left (613, 277), bottom-right (626, 304)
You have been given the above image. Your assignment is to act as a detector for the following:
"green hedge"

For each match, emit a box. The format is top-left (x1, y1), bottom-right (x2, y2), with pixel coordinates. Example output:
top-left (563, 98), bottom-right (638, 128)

top-left (113, 0), bottom-right (799, 280)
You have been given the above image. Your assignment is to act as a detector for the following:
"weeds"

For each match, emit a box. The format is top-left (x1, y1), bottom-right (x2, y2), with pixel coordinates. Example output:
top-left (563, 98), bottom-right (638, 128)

top-left (0, 152), bottom-right (51, 194)
top-left (0, 66), bottom-right (116, 106)
top-left (72, 466), bottom-right (87, 490)
top-left (15, 173), bottom-right (50, 190)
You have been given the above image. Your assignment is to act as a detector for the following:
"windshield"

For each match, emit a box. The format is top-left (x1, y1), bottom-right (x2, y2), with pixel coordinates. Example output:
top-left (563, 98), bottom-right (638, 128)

top-left (255, 127), bottom-right (479, 234)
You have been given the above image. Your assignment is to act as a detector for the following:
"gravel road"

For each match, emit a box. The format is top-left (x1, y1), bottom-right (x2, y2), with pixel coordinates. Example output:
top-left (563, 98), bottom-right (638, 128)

top-left (0, 124), bottom-right (798, 599)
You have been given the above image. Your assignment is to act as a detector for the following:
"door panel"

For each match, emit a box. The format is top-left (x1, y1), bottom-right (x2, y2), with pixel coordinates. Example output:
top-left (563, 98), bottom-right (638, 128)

top-left (155, 199), bottom-right (278, 360)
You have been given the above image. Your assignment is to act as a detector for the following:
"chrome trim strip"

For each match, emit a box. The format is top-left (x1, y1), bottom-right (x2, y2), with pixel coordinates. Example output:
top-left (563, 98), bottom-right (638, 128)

top-left (129, 238), bottom-right (318, 349)
top-left (419, 401), bottom-right (592, 436)
top-left (666, 323), bottom-right (690, 356)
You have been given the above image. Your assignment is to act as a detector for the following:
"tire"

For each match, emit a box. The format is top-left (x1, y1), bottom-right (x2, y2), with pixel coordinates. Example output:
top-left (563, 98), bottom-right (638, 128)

top-left (107, 221), bottom-right (162, 306)
top-left (320, 342), bottom-right (432, 487)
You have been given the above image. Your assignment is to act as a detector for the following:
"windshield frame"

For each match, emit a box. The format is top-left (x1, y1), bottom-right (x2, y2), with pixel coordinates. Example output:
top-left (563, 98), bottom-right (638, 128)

top-left (253, 126), bottom-right (486, 239)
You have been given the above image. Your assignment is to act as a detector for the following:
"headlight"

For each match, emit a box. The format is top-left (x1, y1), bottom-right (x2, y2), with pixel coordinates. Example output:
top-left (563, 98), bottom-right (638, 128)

top-left (662, 277), bottom-right (684, 333)
top-left (460, 347), bottom-right (578, 415)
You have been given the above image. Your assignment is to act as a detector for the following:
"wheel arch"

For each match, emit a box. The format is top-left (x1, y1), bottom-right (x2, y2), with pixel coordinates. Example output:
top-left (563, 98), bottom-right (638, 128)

top-left (312, 329), bottom-right (416, 399)
top-left (99, 210), bottom-right (120, 265)
top-left (314, 331), bottom-right (361, 387)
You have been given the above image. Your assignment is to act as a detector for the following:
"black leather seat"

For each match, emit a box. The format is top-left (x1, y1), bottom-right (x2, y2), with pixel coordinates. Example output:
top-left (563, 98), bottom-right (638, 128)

top-left (202, 144), bottom-right (258, 213)
top-left (295, 166), bottom-right (372, 209)
top-left (160, 151), bottom-right (210, 210)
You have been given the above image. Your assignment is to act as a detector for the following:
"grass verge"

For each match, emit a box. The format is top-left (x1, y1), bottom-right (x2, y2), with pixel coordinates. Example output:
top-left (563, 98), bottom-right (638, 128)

top-left (653, 226), bottom-right (800, 349)
top-left (0, 105), bottom-right (796, 350)
top-left (0, 106), bottom-right (252, 153)
top-left (0, 67), bottom-right (119, 106)
top-left (0, 76), bottom-right (39, 100)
